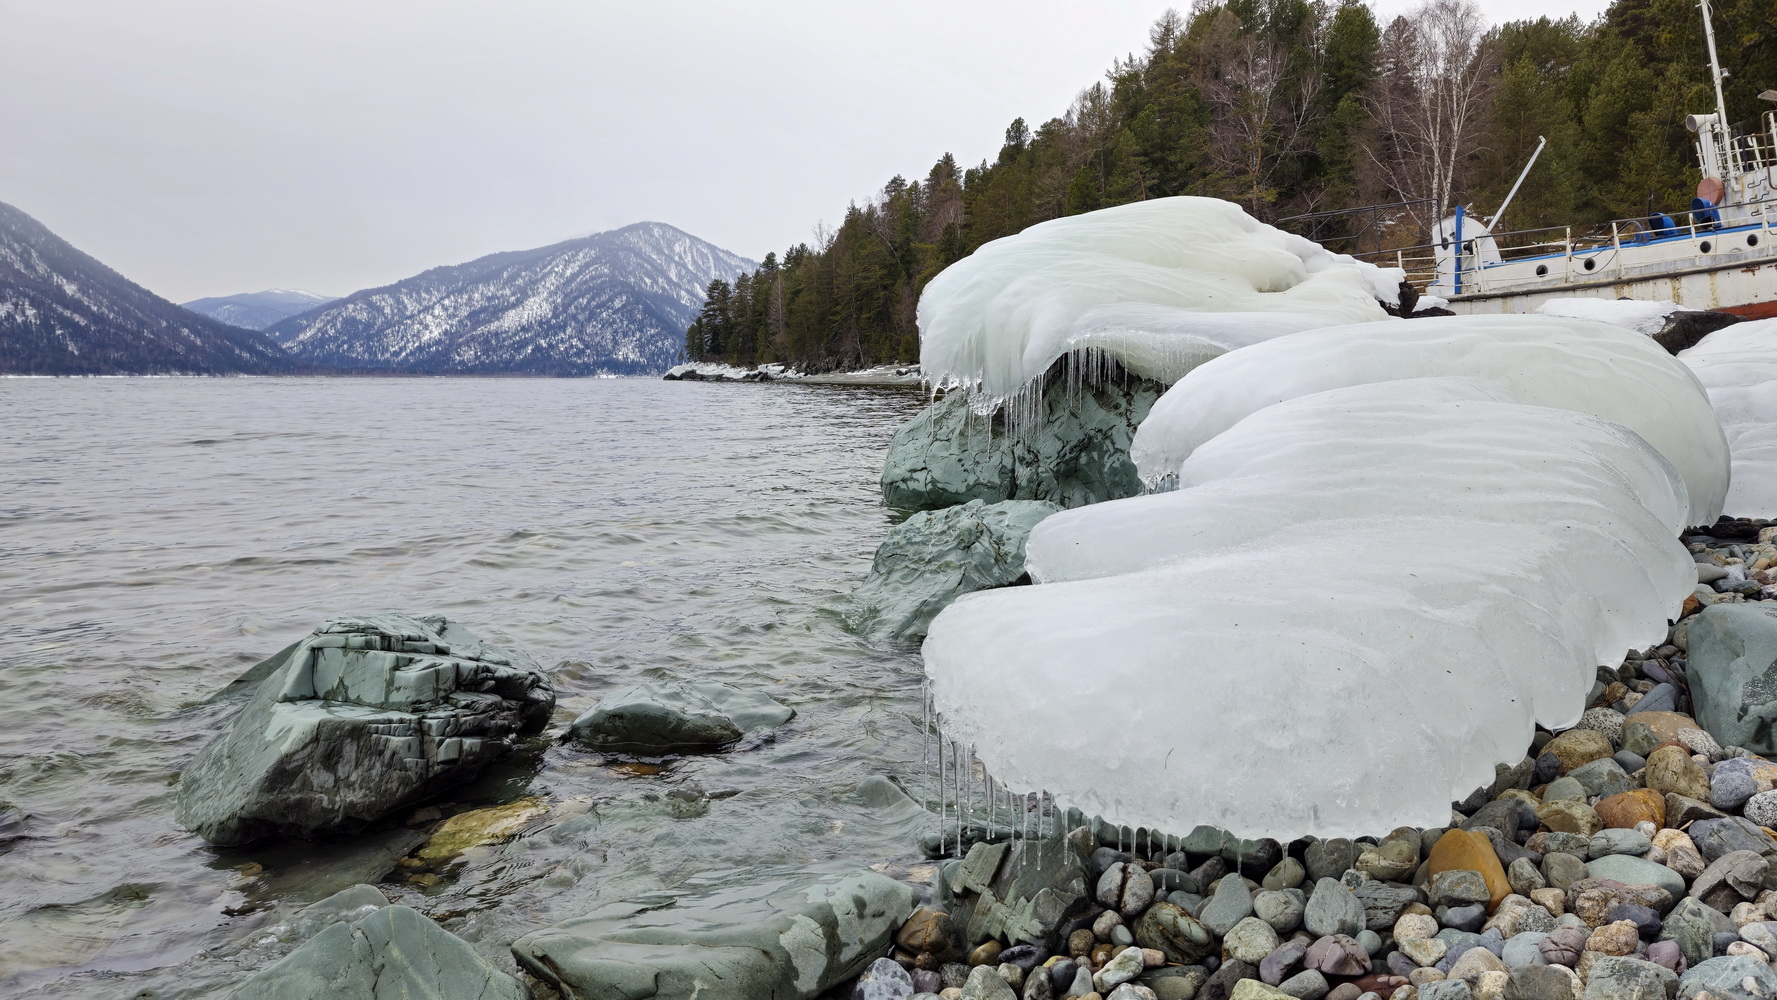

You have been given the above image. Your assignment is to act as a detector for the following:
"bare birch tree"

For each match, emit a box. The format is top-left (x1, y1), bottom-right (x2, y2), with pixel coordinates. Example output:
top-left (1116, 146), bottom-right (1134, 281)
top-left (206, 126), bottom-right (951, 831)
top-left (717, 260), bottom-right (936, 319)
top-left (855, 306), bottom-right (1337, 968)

top-left (1364, 0), bottom-right (1497, 228)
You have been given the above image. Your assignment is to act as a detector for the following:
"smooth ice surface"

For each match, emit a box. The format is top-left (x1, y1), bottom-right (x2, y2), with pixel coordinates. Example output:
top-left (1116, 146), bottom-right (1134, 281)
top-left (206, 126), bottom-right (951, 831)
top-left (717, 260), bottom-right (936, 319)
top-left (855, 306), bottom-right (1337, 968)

top-left (1682, 318), bottom-right (1777, 517)
top-left (925, 315), bottom-right (1727, 839)
top-left (1130, 315), bottom-right (1730, 523)
top-left (916, 197), bottom-right (1402, 399)
top-left (1535, 297), bottom-right (1682, 336)
top-left (926, 377), bottom-right (1702, 839)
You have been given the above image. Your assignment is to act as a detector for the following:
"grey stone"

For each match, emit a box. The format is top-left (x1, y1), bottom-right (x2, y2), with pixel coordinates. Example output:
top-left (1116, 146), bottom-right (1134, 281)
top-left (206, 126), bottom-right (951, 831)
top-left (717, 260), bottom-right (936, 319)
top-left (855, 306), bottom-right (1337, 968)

top-left (1200, 875), bottom-right (1255, 936)
top-left (1099, 862), bottom-right (1158, 917)
top-left (1689, 849), bottom-right (1769, 903)
top-left (1353, 880), bottom-right (1419, 932)
top-left (1587, 827), bottom-right (1651, 859)
top-left (1264, 857), bottom-right (1306, 891)
top-left (1428, 870), bottom-right (1491, 909)
top-left (1691, 816), bottom-right (1777, 861)
top-left (1679, 954), bottom-right (1777, 999)
top-left (1539, 852), bottom-right (1588, 890)
top-left (1417, 981), bottom-right (1473, 1000)
top-left (857, 957), bottom-right (916, 1000)
top-left (963, 964), bottom-right (1020, 1000)
top-left (955, 831), bottom-right (1091, 947)
top-left (1688, 603), bottom-right (1777, 755)
top-left (1541, 776), bottom-right (1586, 802)
top-left (571, 679), bottom-right (792, 752)
top-left (1506, 858), bottom-right (1546, 897)
top-left (1255, 888), bottom-right (1306, 933)
top-left (1580, 956), bottom-right (1672, 1000)
top-left (1500, 932), bottom-right (1547, 969)
top-left (233, 904), bottom-right (524, 1000)
top-left (1568, 758), bottom-right (1633, 799)
top-left (1276, 968), bottom-right (1328, 999)
top-left (1439, 903), bottom-right (1486, 933)
top-left (512, 870), bottom-right (915, 1000)
top-left (879, 364), bottom-right (1162, 511)
top-left (1223, 916), bottom-right (1281, 965)
top-left (1260, 939), bottom-right (1309, 985)
top-left (1711, 767), bottom-right (1759, 811)
top-left (1614, 750), bottom-right (1647, 773)
top-left (1661, 896), bottom-right (1734, 967)
top-left (176, 613), bottom-right (553, 845)
top-left (1745, 788), bottom-right (1777, 827)
top-left (1584, 855), bottom-right (1685, 899)
top-left (1304, 878), bottom-right (1364, 938)
top-left (285, 883), bottom-right (391, 939)
top-left (1304, 839), bottom-right (1358, 882)
top-left (849, 498), bottom-right (1061, 640)
top-left (1504, 964), bottom-right (1574, 1000)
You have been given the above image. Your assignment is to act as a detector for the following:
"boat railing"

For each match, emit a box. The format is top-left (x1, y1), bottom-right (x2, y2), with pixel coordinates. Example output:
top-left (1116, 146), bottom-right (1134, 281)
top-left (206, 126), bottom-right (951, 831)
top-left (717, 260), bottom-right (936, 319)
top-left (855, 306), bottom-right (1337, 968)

top-left (1365, 191), bottom-right (1777, 295)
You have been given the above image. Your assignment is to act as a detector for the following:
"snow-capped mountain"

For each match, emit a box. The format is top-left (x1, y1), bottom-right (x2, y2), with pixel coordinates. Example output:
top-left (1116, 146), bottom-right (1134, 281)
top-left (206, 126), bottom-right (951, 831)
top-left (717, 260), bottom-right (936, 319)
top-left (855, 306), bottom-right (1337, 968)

top-left (268, 223), bottom-right (757, 375)
top-left (0, 202), bottom-right (294, 375)
top-left (181, 288), bottom-right (337, 330)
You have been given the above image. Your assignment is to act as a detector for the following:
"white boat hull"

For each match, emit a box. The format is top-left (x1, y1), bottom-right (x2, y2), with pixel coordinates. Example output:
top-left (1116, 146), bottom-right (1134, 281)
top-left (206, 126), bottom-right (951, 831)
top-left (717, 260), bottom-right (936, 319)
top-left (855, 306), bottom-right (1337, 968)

top-left (1442, 254), bottom-right (1777, 320)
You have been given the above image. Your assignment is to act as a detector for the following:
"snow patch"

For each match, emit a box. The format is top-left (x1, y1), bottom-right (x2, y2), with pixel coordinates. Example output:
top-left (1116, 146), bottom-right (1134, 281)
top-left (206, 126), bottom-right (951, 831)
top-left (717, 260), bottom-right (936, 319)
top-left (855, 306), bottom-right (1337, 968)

top-left (1535, 296), bottom-right (1684, 336)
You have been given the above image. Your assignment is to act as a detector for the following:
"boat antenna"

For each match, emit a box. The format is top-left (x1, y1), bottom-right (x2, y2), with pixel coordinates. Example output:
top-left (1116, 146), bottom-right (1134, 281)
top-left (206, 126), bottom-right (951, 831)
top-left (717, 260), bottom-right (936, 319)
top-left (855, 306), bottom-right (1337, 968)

top-left (1700, 0), bottom-right (1731, 129)
top-left (1489, 135), bottom-right (1546, 231)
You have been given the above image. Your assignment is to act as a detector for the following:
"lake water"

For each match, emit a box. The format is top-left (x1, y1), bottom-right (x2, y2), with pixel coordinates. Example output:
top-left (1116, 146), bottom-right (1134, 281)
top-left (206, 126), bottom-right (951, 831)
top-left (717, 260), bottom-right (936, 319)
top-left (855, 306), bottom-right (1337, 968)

top-left (0, 377), bottom-right (935, 997)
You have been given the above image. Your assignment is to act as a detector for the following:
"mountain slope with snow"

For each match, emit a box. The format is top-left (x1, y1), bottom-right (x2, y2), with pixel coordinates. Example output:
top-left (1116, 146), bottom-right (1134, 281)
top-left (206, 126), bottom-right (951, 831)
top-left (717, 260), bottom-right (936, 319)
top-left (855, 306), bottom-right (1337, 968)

top-left (268, 223), bottom-right (756, 375)
top-left (0, 202), bottom-right (294, 375)
top-left (182, 289), bottom-right (337, 330)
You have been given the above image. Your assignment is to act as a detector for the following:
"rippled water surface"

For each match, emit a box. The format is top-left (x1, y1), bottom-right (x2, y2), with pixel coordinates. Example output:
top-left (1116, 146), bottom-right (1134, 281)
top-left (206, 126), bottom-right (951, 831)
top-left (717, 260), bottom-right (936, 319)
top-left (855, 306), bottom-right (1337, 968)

top-left (0, 377), bottom-right (935, 997)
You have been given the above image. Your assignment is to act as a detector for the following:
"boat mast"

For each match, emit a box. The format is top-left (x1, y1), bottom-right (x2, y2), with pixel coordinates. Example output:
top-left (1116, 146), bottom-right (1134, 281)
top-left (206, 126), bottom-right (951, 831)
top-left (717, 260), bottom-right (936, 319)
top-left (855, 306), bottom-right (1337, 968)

top-left (1700, 0), bottom-right (1731, 130)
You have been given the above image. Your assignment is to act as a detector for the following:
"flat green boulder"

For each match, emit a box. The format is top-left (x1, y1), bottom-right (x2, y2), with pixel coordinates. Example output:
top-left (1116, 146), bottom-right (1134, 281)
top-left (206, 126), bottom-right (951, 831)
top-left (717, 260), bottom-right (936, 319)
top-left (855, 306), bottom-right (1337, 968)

top-left (511, 870), bottom-right (915, 1000)
top-left (850, 498), bottom-right (1061, 640)
top-left (231, 903), bottom-right (524, 999)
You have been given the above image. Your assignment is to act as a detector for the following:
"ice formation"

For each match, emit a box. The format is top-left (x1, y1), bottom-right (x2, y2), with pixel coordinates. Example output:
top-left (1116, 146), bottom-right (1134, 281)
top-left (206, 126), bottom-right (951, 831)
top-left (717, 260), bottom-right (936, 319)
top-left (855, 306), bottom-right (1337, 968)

top-left (923, 316), bottom-right (1726, 839)
top-left (1535, 296), bottom-right (1683, 336)
top-left (1130, 314), bottom-right (1729, 521)
top-left (916, 197), bottom-right (1404, 400)
top-left (1682, 318), bottom-right (1777, 517)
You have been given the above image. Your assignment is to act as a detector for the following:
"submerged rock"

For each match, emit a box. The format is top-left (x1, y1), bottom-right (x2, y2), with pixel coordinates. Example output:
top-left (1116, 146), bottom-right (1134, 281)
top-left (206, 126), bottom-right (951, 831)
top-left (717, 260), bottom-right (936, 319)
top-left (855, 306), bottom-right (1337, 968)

top-left (880, 362), bottom-right (1164, 512)
top-left (512, 870), bottom-right (915, 1000)
top-left (569, 680), bottom-right (794, 753)
top-left (232, 903), bottom-right (525, 999)
top-left (851, 498), bottom-right (1061, 640)
top-left (176, 613), bottom-right (553, 846)
top-left (412, 797), bottom-right (550, 864)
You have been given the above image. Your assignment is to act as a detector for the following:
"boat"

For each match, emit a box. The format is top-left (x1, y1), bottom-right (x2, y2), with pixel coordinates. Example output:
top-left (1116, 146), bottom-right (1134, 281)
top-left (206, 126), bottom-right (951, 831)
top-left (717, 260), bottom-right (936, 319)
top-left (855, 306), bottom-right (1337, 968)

top-left (1380, 0), bottom-right (1777, 319)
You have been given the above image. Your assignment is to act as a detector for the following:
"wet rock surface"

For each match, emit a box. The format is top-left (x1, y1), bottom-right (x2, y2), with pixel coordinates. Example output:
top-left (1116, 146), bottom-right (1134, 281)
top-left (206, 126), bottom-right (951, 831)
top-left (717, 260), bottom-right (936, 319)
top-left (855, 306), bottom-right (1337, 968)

top-left (175, 613), bottom-right (553, 845)
top-left (850, 498), bottom-right (1061, 640)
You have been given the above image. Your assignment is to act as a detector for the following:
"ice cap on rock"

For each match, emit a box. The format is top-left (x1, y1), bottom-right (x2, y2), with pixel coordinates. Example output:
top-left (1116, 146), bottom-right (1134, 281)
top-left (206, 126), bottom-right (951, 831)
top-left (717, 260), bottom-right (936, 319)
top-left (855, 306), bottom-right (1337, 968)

top-left (916, 196), bottom-right (1400, 401)
top-left (924, 317), bottom-right (1719, 842)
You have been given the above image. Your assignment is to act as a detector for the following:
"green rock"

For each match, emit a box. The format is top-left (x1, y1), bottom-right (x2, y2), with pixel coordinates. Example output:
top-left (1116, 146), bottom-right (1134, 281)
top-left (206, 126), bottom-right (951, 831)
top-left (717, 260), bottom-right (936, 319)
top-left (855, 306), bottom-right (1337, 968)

top-left (880, 363), bottom-right (1163, 512)
top-left (1584, 854), bottom-right (1686, 898)
top-left (232, 904), bottom-right (524, 1000)
top-left (850, 498), bottom-right (1061, 640)
top-left (1132, 901), bottom-right (1215, 964)
top-left (512, 870), bottom-right (915, 1000)
top-left (570, 680), bottom-right (793, 753)
top-left (176, 613), bottom-right (554, 845)
top-left (1687, 604), bottom-right (1777, 754)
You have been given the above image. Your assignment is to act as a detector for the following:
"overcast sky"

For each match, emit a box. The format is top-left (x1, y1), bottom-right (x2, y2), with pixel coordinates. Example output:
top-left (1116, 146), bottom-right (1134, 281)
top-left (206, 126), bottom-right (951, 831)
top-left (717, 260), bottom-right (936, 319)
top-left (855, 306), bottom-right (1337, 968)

top-left (0, 0), bottom-right (1613, 303)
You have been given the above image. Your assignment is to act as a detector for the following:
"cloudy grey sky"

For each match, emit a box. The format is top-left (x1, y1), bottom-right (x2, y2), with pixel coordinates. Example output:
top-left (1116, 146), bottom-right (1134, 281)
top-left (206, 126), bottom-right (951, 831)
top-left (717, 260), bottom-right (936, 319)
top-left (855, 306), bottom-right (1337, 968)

top-left (1, 0), bottom-right (1612, 303)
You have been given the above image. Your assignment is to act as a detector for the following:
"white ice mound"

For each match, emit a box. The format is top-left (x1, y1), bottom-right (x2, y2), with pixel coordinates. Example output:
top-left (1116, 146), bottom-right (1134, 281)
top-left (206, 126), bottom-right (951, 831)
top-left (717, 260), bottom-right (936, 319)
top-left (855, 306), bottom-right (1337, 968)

top-left (1682, 318), bottom-right (1777, 516)
top-left (1130, 315), bottom-right (1730, 522)
top-left (924, 376), bottom-right (1701, 839)
top-left (916, 197), bottom-right (1403, 399)
top-left (1535, 296), bottom-right (1682, 336)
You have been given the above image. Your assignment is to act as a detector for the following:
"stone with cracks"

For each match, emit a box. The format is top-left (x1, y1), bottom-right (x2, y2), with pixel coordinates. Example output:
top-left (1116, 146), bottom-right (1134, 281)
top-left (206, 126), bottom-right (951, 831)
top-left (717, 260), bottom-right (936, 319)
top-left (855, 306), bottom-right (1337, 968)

top-left (232, 904), bottom-right (525, 1000)
top-left (513, 870), bottom-right (915, 1000)
top-left (176, 613), bottom-right (553, 845)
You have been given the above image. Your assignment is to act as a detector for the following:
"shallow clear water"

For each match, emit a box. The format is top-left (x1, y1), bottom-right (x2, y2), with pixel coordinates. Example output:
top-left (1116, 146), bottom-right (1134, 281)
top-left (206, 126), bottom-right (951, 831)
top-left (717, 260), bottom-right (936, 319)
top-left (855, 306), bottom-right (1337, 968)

top-left (0, 377), bottom-right (935, 997)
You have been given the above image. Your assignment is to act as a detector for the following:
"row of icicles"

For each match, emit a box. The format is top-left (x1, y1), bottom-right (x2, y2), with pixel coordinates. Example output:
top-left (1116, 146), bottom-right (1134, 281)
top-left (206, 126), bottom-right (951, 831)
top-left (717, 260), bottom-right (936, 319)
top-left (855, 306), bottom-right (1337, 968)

top-left (920, 680), bottom-right (1189, 863)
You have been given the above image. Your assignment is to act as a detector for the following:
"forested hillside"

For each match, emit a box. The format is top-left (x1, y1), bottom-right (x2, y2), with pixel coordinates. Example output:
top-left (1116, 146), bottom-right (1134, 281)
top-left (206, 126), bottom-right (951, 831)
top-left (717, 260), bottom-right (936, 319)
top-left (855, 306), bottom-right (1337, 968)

top-left (686, 0), bottom-right (1776, 371)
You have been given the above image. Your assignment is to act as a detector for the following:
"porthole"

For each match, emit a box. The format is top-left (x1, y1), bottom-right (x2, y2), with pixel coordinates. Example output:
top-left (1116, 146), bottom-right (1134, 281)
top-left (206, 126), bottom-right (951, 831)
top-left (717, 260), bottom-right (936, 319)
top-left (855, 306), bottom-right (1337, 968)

top-left (1701, 240), bottom-right (1713, 253)
top-left (1582, 258), bottom-right (1596, 271)
top-left (1751, 234), bottom-right (1762, 248)
top-left (1535, 264), bottom-right (1549, 277)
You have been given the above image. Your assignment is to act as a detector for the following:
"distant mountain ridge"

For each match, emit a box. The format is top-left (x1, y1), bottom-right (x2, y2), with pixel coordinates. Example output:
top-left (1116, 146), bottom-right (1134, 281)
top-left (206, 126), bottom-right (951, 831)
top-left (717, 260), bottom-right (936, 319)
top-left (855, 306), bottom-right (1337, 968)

top-left (268, 222), bottom-right (757, 375)
top-left (0, 202), bottom-right (294, 375)
top-left (182, 288), bottom-right (337, 330)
